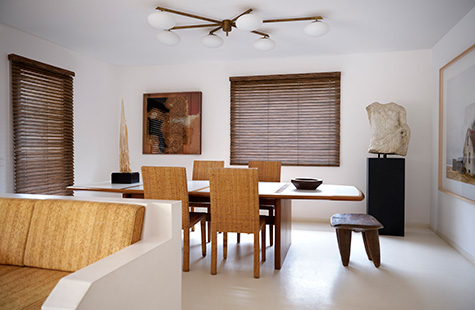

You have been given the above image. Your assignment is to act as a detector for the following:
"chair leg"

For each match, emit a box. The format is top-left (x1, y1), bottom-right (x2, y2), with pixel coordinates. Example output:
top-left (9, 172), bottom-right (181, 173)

top-left (223, 232), bottom-right (228, 259)
top-left (207, 219), bottom-right (211, 243)
top-left (261, 226), bottom-right (266, 262)
top-left (254, 233), bottom-right (260, 278)
top-left (183, 228), bottom-right (190, 272)
top-left (200, 219), bottom-right (207, 257)
top-left (336, 228), bottom-right (351, 266)
top-left (362, 231), bottom-right (372, 261)
top-left (211, 229), bottom-right (217, 275)
top-left (237, 233), bottom-right (241, 243)
top-left (364, 230), bottom-right (381, 268)
top-left (269, 224), bottom-right (273, 246)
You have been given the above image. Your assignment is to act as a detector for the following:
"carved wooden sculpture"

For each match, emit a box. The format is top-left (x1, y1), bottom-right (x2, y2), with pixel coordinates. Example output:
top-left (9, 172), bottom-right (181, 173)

top-left (120, 100), bottom-right (131, 173)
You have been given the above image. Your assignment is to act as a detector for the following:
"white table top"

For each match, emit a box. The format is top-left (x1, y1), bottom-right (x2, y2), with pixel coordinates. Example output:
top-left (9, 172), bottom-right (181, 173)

top-left (69, 181), bottom-right (364, 201)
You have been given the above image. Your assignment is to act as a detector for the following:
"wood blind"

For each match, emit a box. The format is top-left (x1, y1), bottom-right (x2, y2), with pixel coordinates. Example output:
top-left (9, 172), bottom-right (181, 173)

top-left (9, 54), bottom-right (75, 195)
top-left (230, 72), bottom-right (340, 166)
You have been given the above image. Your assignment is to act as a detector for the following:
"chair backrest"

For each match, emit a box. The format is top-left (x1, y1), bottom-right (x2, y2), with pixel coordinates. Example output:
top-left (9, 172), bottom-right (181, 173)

top-left (142, 166), bottom-right (189, 228)
top-left (209, 168), bottom-right (260, 234)
top-left (248, 161), bottom-right (281, 182)
top-left (192, 160), bottom-right (225, 180)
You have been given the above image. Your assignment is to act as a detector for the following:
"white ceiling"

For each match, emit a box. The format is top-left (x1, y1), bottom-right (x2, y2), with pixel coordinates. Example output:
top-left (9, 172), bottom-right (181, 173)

top-left (1, 0), bottom-right (474, 67)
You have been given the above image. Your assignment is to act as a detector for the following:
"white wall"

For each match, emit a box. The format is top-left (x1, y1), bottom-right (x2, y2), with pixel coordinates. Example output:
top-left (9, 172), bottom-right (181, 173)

top-left (431, 7), bottom-right (475, 262)
top-left (118, 50), bottom-right (433, 225)
top-left (0, 23), bottom-right (119, 194)
top-left (0, 22), bottom-right (434, 226)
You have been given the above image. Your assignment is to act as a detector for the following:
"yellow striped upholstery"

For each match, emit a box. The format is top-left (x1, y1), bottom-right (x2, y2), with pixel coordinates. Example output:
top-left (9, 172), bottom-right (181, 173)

top-left (0, 198), bottom-right (35, 266)
top-left (0, 266), bottom-right (70, 310)
top-left (23, 200), bottom-right (145, 272)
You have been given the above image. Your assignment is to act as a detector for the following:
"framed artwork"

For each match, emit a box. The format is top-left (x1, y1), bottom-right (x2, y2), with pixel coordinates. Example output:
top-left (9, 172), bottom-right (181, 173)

top-left (439, 43), bottom-right (475, 204)
top-left (143, 91), bottom-right (201, 154)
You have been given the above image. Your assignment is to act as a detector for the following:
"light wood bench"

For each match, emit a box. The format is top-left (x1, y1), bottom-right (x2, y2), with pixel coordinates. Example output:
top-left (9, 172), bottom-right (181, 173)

top-left (330, 213), bottom-right (383, 268)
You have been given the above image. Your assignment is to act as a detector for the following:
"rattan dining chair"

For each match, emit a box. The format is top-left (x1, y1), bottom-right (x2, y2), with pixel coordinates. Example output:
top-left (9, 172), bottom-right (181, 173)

top-left (141, 166), bottom-right (207, 272)
top-left (209, 168), bottom-right (267, 278)
top-left (249, 160), bottom-right (282, 182)
top-left (192, 160), bottom-right (225, 180)
top-left (190, 160), bottom-right (225, 241)
top-left (237, 160), bottom-right (281, 246)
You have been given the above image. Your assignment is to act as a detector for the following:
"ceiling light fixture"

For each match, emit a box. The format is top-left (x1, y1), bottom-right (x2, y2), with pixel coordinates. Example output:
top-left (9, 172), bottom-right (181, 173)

top-left (304, 20), bottom-right (330, 37)
top-left (201, 34), bottom-right (224, 48)
top-left (148, 11), bottom-right (177, 30)
top-left (156, 30), bottom-right (181, 46)
top-left (235, 13), bottom-right (263, 31)
top-left (254, 36), bottom-right (276, 51)
top-left (147, 6), bottom-right (329, 50)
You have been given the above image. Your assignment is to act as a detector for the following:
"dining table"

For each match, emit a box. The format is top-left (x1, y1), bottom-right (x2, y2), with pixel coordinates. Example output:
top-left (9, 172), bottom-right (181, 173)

top-left (68, 181), bottom-right (364, 269)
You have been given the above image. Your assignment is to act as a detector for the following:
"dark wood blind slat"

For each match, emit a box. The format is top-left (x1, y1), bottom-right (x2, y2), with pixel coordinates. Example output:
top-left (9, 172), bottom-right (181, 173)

top-left (230, 72), bottom-right (340, 166)
top-left (9, 54), bottom-right (75, 195)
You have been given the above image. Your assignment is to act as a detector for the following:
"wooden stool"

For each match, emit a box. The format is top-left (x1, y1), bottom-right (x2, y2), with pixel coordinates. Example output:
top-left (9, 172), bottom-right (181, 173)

top-left (330, 213), bottom-right (383, 268)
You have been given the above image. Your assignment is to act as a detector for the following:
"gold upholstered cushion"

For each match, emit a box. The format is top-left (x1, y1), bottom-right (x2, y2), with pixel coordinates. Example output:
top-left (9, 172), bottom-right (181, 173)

top-left (23, 200), bottom-right (145, 272)
top-left (0, 265), bottom-right (70, 310)
top-left (0, 198), bottom-right (36, 266)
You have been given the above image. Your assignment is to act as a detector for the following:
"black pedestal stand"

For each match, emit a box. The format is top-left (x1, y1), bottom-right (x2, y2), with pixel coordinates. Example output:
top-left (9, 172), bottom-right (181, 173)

top-left (366, 154), bottom-right (405, 236)
top-left (111, 172), bottom-right (140, 184)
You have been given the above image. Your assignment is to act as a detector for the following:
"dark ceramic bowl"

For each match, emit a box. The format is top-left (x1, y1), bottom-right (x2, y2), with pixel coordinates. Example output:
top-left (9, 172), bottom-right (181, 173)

top-left (291, 178), bottom-right (323, 190)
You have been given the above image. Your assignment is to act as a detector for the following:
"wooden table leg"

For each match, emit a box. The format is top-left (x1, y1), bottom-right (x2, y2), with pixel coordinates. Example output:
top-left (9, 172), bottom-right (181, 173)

top-left (274, 198), bottom-right (291, 269)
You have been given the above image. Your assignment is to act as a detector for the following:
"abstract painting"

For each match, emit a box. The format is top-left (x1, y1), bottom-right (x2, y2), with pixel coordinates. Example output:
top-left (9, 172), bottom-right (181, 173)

top-left (143, 92), bottom-right (201, 154)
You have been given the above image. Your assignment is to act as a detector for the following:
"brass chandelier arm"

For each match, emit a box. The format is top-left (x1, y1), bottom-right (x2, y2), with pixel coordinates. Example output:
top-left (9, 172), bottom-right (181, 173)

top-left (251, 30), bottom-right (270, 37)
top-left (263, 16), bottom-right (323, 23)
top-left (155, 6), bottom-right (222, 24)
top-left (209, 25), bottom-right (224, 35)
top-left (231, 8), bottom-right (253, 22)
top-left (172, 23), bottom-right (222, 30)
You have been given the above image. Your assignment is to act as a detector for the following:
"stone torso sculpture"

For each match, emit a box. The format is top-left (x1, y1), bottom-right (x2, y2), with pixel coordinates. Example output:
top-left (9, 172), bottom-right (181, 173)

top-left (366, 102), bottom-right (410, 156)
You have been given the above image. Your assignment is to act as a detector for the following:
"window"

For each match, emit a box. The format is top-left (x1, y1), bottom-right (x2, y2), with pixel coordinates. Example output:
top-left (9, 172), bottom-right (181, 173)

top-left (230, 72), bottom-right (340, 166)
top-left (9, 54), bottom-right (75, 195)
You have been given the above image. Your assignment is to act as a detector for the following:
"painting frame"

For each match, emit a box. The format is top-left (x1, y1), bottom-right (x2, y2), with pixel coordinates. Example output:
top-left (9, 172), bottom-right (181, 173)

top-left (143, 91), bottom-right (202, 155)
top-left (438, 43), bottom-right (475, 204)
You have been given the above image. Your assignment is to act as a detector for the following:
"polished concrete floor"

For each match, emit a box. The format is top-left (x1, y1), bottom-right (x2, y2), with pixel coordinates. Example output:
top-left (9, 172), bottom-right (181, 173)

top-left (182, 222), bottom-right (475, 310)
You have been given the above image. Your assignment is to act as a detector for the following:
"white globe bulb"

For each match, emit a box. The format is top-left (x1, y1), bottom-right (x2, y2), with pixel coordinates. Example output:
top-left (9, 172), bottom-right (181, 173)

top-left (304, 21), bottom-right (330, 37)
top-left (156, 30), bottom-right (181, 46)
top-left (148, 11), bottom-right (176, 29)
top-left (236, 13), bottom-right (263, 31)
top-left (201, 34), bottom-right (224, 48)
top-left (254, 37), bottom-right (275, 51)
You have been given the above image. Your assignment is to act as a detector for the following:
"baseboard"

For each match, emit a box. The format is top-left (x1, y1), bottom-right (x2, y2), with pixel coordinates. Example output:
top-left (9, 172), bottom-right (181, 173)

top-left (405, 223), bottom-right (430, 229)
top-left (430, 226), bottom-right (475, 266)
top-left (292, 218), bottom-right (329, 224)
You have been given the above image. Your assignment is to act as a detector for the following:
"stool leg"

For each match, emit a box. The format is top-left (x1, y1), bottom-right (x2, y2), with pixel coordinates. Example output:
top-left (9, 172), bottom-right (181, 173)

top-left (362, 231), bottom-right (373, 261)
top-left (336, 228), bottom-right (351, 266)
top-left (364, 230), bottom-right (381, 268)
